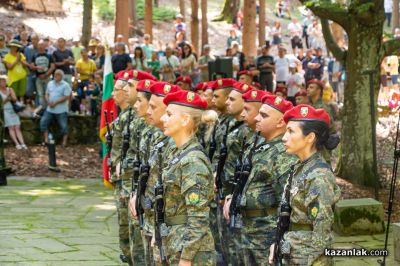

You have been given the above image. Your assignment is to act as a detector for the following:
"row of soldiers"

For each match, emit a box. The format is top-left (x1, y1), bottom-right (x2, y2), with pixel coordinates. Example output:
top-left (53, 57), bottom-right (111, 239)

top-left (106, 69), bottom-right (341, 266)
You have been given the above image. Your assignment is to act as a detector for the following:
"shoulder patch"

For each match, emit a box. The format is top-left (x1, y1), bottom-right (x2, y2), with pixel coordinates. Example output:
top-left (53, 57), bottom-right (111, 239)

top-left (309, 202), bottom-right (320, 220)
top-left (188, 190), bottom-right (201, 205)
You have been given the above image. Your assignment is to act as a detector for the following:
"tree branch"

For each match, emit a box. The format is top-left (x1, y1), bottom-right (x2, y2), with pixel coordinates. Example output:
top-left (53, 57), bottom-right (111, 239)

top-left (320, 19), bottom-right (346, 63)
top-left (299, 1), bottom-right (350, 31)
top-left (382, 38), bottom-right (400, 57)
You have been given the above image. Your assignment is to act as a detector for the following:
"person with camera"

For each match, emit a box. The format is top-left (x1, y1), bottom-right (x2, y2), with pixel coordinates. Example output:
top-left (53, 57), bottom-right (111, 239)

top-left (0, 75), bottom-right (27, 150)
top-left (268, 104), bottom-right (341, 265)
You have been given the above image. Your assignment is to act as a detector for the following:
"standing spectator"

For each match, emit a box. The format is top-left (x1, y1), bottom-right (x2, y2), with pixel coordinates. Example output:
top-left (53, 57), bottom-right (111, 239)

top-left (302, 11), bottom-right (313, 48)
top-left (24, 34), bottom-right (39, 99)
top-left (0, 75), bottom-right (27, 149)
top-left (175, 32), bottom-right (186, 51)
top-left (87, 39), bottom-right (98, 59)
top-left (40, 69), bottom-right (72, 146)
top-left (231, 41), bottom-right (246, 72)
top-left (180, 43), bottom-right (197, 77)
top-left (256, 44), bottom-right (275, 91)
top-left (384, 0), bottom-right (393, 27)
top-left (198, 45), bottom-right (215, 82)
top-left (5, 29), bottom-right (14, 43)
top-left (147, 51), bottom-right (161, 80)
top-left (14, 25), bottom-right (29, 42)
top-left (226, 47), bottom-right (240, 78)
top-left (53, 37), bottom-right (75, 87)
top-left (271, 21), bottom-right (282, 46)
top-left (274, 46), bottom-right (290, 84)
top-left (75, 49), bottom-right (96, 99)
top-left (265, 21), bottom-right (272, 45)
top-left (302, 48), bottom-right (314, 81)
top-left (173, 14), bottom-right (187, 39)
top-left (141, 34), bottom-right (154, 60)
top-left (3, 40), bottom-right (29, 101)
top-left (43, 37), bottom-right (57, 55)
top-left (307, 47), bottom-right (324, 81)
top-left (132, 46), bottom-right (148, 71)
top-left (0, 35), bottom-right (9, 75)
top-left (227, 29), bottom-right (240, 49)
top-left (160, 46), bottom-right (180, 82)
top-left (32, 40), bottom-right (55, 106)
top-left (288, 18), bottom-right (303, 55)
top-left (94, 44), bottom-right (105, 74)
top-left (286, 62), bottom-right (304, 104)
top-left (71, 38), bottom-right (83, 62)
top-left (111, 43), bottom-right (132, 74)
top-left (19, 31), bottom-right (30, 47)
top-left (308, 20), bottom-right (325, 50)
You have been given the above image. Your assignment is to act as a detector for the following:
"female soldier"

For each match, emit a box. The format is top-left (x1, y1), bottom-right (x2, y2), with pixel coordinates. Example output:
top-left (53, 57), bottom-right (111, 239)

top-left (269, 104), bottom-right (341, 265)
top-left (159, 90), bottom-right (215, 265)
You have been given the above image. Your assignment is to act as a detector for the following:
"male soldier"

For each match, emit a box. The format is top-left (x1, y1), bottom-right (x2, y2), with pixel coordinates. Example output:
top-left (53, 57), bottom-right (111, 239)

top-left (110, 72), bottom-right (133, 264)
top-left (121, 70), bottom-right (157, 265)
top-left (175, 75), bottom-right (192, 91)
top-left (225, 95), bottom-right (297, 265)
top-left (193, 81), bottom-right (207, 98)
top-left (238, 70), bottom-right (254, 84)
top-left (295, 89), bottom-right (309, 105)
top-left (129, 82), bottom-right (180, 265)
top-left (307, 79), bottom-right (335, 120)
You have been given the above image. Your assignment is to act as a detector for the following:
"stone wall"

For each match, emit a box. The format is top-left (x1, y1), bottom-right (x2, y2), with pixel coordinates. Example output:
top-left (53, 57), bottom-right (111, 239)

top-left (6, 115), bottom-right (99, 145)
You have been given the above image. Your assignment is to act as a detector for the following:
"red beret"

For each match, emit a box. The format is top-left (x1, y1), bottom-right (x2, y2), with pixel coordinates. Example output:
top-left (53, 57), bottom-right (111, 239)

top-left (261, 95), bottom-right (293, 113)
top-left (212, 78), bottom-right (236, 90)
top-left (176, 76), bottom-right (192, 84)
top-left (115, 70), bottom-right (132, 83)
top-left (194, 82), bottom-right (207, 91)
top-left (163, 90), bottom-right (208, 110)
top-left (251, 82), bottom-right (262, 89)
top-left (149, 82), bottom-right (181, 97)
top-left (283, 104), bottom-right (330, 125)
top-left (307, 79), bottom-right (325, 89)
top-left (137, 79), bottom-right (156, 93)
top-left (205, 81), bottom-right (215, 90)
top-left (295, 89), bottom-right (307, 98)
top-left (128, 70), bottom-right (158, 81)
top-left (242, 89), bottom-right (269, 103)
top-left (238, 70), bottom-right (253, 77)
top-left (232, 82), bottom-right (254, 94)
top-left (275, 87), bottom-right (288, 97)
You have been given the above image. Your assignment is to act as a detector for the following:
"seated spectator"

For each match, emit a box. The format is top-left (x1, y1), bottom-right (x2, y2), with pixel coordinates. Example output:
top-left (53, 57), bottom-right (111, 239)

top-left (111, 43), bottom-right (132, 74)
top-left (271, 21), bottom-right (282, 46)
top-left (132, 46), bottom-right (148, 71)
top-left (227, 29), bottom-right (240, 49)
top-left (40, 69), bottom-right (72, 146)
top-left (3, 40), bottom-right (29, 102)
top-left (141, 34), bottom-right (154, 60)
top-left (173, 14), bottom-right (187, 39)
top-left (0, 75), bottom-right (27, 149)
top-left (75, 49), bottom-right (96, 100)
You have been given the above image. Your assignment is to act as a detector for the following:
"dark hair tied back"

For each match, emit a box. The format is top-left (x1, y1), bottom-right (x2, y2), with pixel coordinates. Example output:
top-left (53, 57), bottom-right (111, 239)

top-left (300, 120), bottom-right (340, 151)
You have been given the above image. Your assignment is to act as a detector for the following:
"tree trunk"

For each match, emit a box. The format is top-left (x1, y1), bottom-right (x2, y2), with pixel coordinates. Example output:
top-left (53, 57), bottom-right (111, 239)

top-left (115, 0), bottom-right (130, 43)
top-left (144, 0), bottom-right (153, 40)
top-left (394, 0), bottom-right (399, 31)
top-left (128, 0), bottom-right (137, 37)
top-left (191, 0), bottom-right (199, 55)
top-left (258, 0), bottom-right (266, 47)
top-left (213, 0), bottom-right (240, 23)
top-left (81, 0), bottom-right (93, 48)
top-left (179, 0), bottom-right (185, 19)
top-left (337, 20), bottom-right (383, 187)
top-left (154, 0), bottom-right (159, 7)
top-left (201, 0), bottom-right (208, 48)
top-left (242, 0), bottom-right (257, 56)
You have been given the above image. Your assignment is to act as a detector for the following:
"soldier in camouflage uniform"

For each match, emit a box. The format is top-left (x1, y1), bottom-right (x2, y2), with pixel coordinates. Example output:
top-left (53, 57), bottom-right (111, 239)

top-left (229, 95), bottom-right (297, 265)
top-left (157, 90), bottom-right (215, 265)
top-left (269, 104), bottom-right (341, 266)
top-left (110, 74), bottom-right (133, 264)
top-left (129, 82), bottom-right (180, 265)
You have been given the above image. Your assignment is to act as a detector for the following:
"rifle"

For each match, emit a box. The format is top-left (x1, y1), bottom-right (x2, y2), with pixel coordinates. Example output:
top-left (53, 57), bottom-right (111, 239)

top-left (229, 132), bottom-right (259, 229)
top-left (230, 137), bottom-right (246, 195)
top-left (273, 165), bottom-right (295, 266)
top-left (215, 124), bottom-right (230, 201)
top-left (208, 125), bottom-right (217, 161)
top-left (154, 147), bottom-right (167, 264)
top-left (131, 130), bottom-right (143, 224)
top-left (104, 110), bottom-right (113, 170)
top-left (121, 108), bottom-right (132, 170)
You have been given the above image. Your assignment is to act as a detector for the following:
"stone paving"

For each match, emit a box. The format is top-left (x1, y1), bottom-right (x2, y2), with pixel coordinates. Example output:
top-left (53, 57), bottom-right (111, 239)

top-left (0, 177), bottom-right (399, 265)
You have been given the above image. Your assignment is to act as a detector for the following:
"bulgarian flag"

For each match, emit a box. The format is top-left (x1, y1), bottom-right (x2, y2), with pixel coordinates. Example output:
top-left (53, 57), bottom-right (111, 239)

top-left (99, 47), bottom-right (117, 189)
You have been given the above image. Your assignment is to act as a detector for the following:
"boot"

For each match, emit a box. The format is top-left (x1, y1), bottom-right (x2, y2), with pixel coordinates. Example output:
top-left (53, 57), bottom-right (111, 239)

top-left (0, 173), bottom-right (7, 186)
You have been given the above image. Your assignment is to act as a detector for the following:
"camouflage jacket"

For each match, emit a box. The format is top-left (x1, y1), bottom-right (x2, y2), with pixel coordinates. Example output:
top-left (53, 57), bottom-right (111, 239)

top-left (209, 114), bottom-right (234, 166)
top-left (110, 107), bottom-right (130, 182)
top-left (282, 152), bottom-right (341, 265)
top-left (162, 137), bottom-right (214, 261)
top-left (142, 129), bottom-right (175, 234)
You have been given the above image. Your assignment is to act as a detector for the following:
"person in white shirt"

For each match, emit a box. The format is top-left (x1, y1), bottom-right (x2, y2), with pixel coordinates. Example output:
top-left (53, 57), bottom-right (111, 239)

top-left (384, 0), bottom-right (393, 27)
top-left (274, 46), bottom-right (290, 84)
top-left (286, 62), bottom-right (304, 104)
top-left (288, 18), bottom-right (303, 55)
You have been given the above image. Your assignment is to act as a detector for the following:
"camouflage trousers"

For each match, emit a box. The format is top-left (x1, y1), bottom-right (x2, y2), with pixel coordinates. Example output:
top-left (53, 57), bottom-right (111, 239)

top-left (209, 204), bottom-right (223, 255)
top-left (154, 251), bottom-right (216, 266)
top-left (113, 181), bottom-right (132, 264)
top-left (142, 230), bottom-right (155, 266)
top-left (128, 215), bottom-right (146, 265)
top-left (216, 204), bottom-right (244, 266)
top-left (283, 255), bottom-right (333, 266)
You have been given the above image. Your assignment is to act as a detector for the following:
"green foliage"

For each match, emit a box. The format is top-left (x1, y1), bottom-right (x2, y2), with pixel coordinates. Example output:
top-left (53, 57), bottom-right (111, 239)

top-left (136, 0), bottom-right (176, 21)
top-left (94, 0), bottom-right (115, 21)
